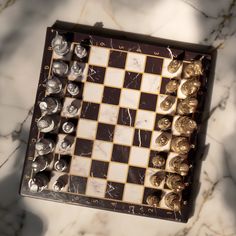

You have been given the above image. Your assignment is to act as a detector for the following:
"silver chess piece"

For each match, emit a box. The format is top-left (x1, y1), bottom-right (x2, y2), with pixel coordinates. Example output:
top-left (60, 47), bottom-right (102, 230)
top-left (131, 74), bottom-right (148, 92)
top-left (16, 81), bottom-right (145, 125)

top-left (51, 33), bottom-right (70, 56)
top-left (164, 192), bottom-right (181, 212)
top-left (66, 104), bottom-right (78, 116)
top-left (32, 155), bottom-right (49, 172)
top-left (166, 174), bottom-right (185, 192)
top-left (46, 77), bottom-right (62, 94)
top-left (74, 44), bottom-right (87, 59)
top-left (146, 194), bottom-right (160, 207)
top-left (54, 159), bottom-right (68, 172)
top-left (169, 156), bottom-right (190, 176)
top-left (35, 138), bottom-right (55, 155)
top-left (37, 115), bottom-right (56, 133)
top-left (60, 139), bottom-right (71, 151)
top-left (62, 122), bottom-right (75, 134)
top-left (28, 173), bottom-right (49, 193)
top-left (70, 61), bottom-right (83, 76)
top-left (52, 175), bottom-right (68, 192)
top-left (39, 97), bottom-right (61, 115)
top-left (52, 61), bottom-right (69, 76)
top-left (67, 82), bottom-right (80, 96)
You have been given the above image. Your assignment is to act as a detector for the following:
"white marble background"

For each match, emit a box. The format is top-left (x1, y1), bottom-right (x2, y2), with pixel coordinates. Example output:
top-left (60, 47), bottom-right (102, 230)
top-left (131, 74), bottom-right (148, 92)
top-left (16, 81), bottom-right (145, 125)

top-left (0, 0), bottom-right (236, 235)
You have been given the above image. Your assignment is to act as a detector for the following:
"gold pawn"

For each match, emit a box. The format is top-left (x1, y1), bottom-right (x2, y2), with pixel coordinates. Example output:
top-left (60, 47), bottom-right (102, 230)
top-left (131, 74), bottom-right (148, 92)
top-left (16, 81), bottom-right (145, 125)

top-left (160, 96), bottom-right (175, 111)
top-left (166, 79), bottom-right (179, 94)
top-left (167, 59), bottom-right (182, 73)
top-left (155, 133), bottom-right (169, 146)
top-left (152, 155), bottom-right (166, 168)
top-left (157, 117), bottom-right (172, 131)
top-left (146, 194), bottom-right (160, 207)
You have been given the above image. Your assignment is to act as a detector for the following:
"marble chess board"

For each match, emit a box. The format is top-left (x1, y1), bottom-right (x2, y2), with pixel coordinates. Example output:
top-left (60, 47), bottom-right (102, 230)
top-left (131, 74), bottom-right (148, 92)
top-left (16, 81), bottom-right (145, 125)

top-left (20, 22), bottom-right (215, 223)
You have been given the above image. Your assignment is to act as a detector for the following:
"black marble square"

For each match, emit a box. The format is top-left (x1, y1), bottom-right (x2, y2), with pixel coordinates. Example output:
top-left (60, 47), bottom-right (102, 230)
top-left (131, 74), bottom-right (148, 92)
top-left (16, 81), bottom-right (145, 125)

top-left (108, 50), bottom-right (127, 68)
top-left (69, 175), bottom-right (87, 194)
top-left (111, 144), bottom-right (130, 163)
top-left (117, 107), bottom-right (136, 127)
top-left (87, 65), bottom-right (106, 84)
top-left (160, 77), bottom-right (171, 94)
top-left (127, 166), bottom-right (146, 185)
top-left (154, 114), bottom-right (173, 131)
top-left (133, 129), bottom-right (152, 148)
top-left (105, 181), bottom-right (125, 200)
top-left (142, 187), bottom-right (163, 205)
top-left (139, 92), bottom-right (158, 111)
top-left (148, 151), bottom-right (168, 169)
top-left (96, 122), bottom-right (115, 142)
top-left (90, 160), bottom-right (109, 179)
top-left (102, 86), bottom-right (121, 105)
top-left (74, 138), bottom-right (93, 157)
top-left (80, 102), bottom-right (100, 121)
top-left (145, 57), bottom-right (163, 75)
top-left (123, 71), bottom-right (142, 90)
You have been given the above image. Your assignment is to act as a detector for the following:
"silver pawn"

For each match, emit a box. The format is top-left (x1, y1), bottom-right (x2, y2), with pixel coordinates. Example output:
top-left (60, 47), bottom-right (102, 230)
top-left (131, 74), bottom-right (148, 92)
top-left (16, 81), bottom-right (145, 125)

top-left (52, 61), bottom-right (68, 76)
top-left (74, 44), bottom-right (87, 59)
top-left (66, 104), bottom-right (78, 116)
top-left (32, 155), bottom-right (49, 172)
top-left (62, 122), bottom-right (75, 134)
top-left (54, 159), bottom-right (67, 172)
top-left (46, 77), bottom-right (62, 94)
top-left (60, 140), bottom-right (71, 151)
top-left (51, 33), bottom-right (69, 56)
top-left (37, 115), bottom-right (55, 133)
top-left (70, 61), bottom-right (83, 76)
top-left (39, 97), bottom-right (61, 115)
top-left (53, 175), bottom-right (68, 192)
top-left (67, 82), bottom-right (80, 96)
top-left (28, 173), bottom-right (49, 193)
top-left (35, 138), bottom-right (55, 155)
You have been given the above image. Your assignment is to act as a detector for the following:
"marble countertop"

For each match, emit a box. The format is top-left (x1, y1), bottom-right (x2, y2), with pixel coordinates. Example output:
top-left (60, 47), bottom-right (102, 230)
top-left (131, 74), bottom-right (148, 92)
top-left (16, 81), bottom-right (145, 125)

top-left (0, 0), bottom-right (236, 235)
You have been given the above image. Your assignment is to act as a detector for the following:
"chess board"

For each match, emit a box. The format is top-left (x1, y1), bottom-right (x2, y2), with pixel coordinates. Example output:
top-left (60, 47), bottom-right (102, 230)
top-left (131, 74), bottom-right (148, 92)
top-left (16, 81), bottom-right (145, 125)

top-left (20, 22), bottom-right (215, 223)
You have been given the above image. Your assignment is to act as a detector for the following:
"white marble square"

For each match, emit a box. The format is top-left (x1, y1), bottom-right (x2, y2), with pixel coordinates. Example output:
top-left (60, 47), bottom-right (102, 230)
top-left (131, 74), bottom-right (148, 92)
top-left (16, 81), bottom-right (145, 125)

top-left (123, 184), bottom-right (144, 204)
top-left (141, 73), bottom-right (162, 94)
top-left (98, 103), bottom-right (119, 125)
top-left (61, 97), bottom-right (82, 118)
top-left (126, 52), bottom-right (146, 73)
top-left (113, 125), bottom-right (134, 146)
top-left (129, 146), bottom-right (150, 167)
top-left (107, 162), bottom-right (128, 183)
top-left (104, 67), bottom-right (125, 88)
top-left (70, 156), bottom-right (91, 177)
top-left (150, 131), bottom-right (172, 152)
top-left (83, 82), bottom-right (104, 103)
top-left (88, 46), bottom-right (109, 67)
top-left (86, 178), bottom-right (107, 198)
top-left (156, 94), bottom-right (177, 115)
top-left (55, 134), bottom-right (75, 155)
top-left (144, 168), bottom-right (165, 189)
top-left (161, 58), bottom-right (183, 78)
top-left (76, 119), bottom-right (97, 140)
top-left (119, 88), bottom-right (140, 109)
top-left (92, 140), bottom-right (113, 162)
top-left (135, 110), bottom-right (156, 131)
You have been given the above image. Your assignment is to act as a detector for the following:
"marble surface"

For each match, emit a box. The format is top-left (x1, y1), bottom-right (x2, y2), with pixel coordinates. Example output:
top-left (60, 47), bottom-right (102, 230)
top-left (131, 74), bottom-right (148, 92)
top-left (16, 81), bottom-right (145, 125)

top-left (0, 0), bottom-right (236, 235)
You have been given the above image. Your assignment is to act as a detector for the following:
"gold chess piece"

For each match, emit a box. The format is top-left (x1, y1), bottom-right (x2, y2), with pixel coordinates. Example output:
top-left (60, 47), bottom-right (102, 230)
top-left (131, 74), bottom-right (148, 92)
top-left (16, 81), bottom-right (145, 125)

top-left (166, 79), bottom-right (179, 94)
top-left (183, 60), bottom-right (203, 79)
top-left (164, 192), bottom-right (181, 212)
top-left (167, 59), bottom-right (182, 73)
top-left (166, 174), bottom-right (185, 192)
top-left (152, 155), bottom-right (166, 168)
top-left (155, 133), bottom-right (169, 146)
top-left (181, 78), bottom-right (201, 96)
top-left (150, 171), bottom-right (166, 187)
top-left (157, 117), bottom-right (172, 131)
top-left (177, 97), bottom-right (198, 115)
top-left (169, 156), bottom-right (190, 176)
top-left (175, 116), bottom-right (197, 135)
top-left (171, 137), bottom-right (193, 155)
top-left (146, 194), bottom-right (160, 207)
top-left (160, 96), bottom-right (175, 111)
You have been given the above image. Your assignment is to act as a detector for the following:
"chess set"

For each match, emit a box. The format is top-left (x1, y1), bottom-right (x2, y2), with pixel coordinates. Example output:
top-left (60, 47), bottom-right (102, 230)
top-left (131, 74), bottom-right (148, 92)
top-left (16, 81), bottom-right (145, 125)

top-left (20, 21), bottom-right (216, 223)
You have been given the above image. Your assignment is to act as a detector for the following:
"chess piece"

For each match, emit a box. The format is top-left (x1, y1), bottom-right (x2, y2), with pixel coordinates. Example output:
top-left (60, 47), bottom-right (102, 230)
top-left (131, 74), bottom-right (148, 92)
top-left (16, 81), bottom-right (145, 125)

top-left (67, 82), bottom-right (80, 96)
top-left (74, 44), bottom-right (87, 59)
top-left (174, 116), bottom-right (197, 135)
top-left (39, 97), bottom-right (61, 115)
top-left (157, 117), bottom-right (172, 131)
top-left (160, 96), bottom-right (175, 111)
top-left (51, 33), bottom-right (69, 56)
top-left (54, 159), bottom-right (68, 172)
top-left (166, 79), bottom-right (179, 93)
top-left (28, 173), bottom-right (49, 193)
top-left (32, 155), bottom-right (49, 172)
top-left (167, 59), bottom-right (182, 73)
top-left (66, 104), bottom-right (78, 116)
top-left (46, 77), bottom-right (62, 94)
top-left (171, 137), bottom-right (193, 155)
top-left (183, 60), bottom-right (203, 79)
top-left (146, 194), bottom-right (160, 207)
top-left (181, 78), bottom-right (201, 96)
top-left (35, 138), bottom-right (55, 155)
top-left (169, 156), bottom-right (189, 176)
top-left (155, 133), bottom-right (169, 146)
top-left (53, 177), bottom-right (67, 192)
top-left (166, 174), bottom-right (185, 192)
top-left (52, 61), bottom-right (68, 76)
top-left (62, 122), bottom-right (75, 134)
top-left (70, 61), bottom-right (83, 76)
top-left (60, 139), bottom-right (71, 151)
top-left (37, 115), bottom-right (56, 133)
top-left (164, 192), bottom-right (181, 211)
top-left (152, 155), bottom-right (166, 168)
top-left (177, 97), bottom-right (198, 115)
top-left (150, 171), bottom-right (166, 187)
